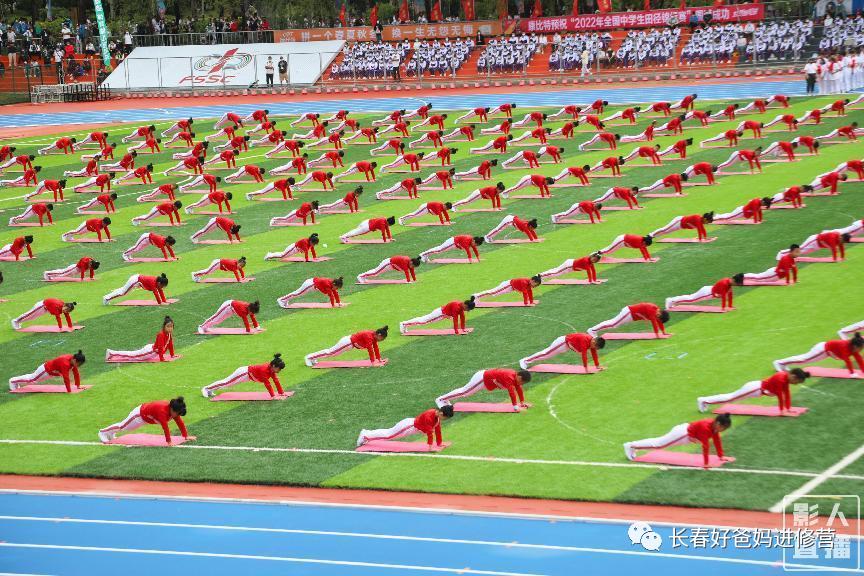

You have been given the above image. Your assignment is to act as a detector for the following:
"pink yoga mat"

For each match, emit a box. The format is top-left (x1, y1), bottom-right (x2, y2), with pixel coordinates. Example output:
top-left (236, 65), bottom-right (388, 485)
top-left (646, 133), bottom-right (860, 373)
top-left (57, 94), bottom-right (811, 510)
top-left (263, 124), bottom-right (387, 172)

top-left (544, 278), bottom-right (607, 285)
top-left (556, 219), bottom-right (599, 225)
top-left (192, 211), bottom-right (234, 216)
top-left (10, 384), bottom-right (91, 394)
top-left (253, 196), bottom-right (291, 202)
top-left (599, 257), bottom-right (659, 264)
top-left (197, 277), bottom-right (255, 284)
top-left (634, 451), bottom-right (734, 468)
top-left (320, 209), bottom-right (363, 214)
top-left (429, 258), bottom-right (477, 264)
top-left (76, 210), bottom-right (110, 214)
top-left (457, 207), bottom-right (502, 212)
top-left (549, 183), bottom-right (588, 188)
top-left (602, 332), bottom-right (671, 340)
top-left (271, 222), bottom-right (310, 227)
top-left (851, 237), bottom-right (864, 243)
top-left (658, 237), bottom-right (717, 244)
top-left (198, 327), bottom-right (265, 335)
top-left (357, 440), bottom-right (450, 453)
top-left (357, 278), bottom-right (409, 285)
top-left (42, 277), bottom-right (96, 283)
top-left (0, 255), bottom-right (35, 262)
top-left (801, 191), bottom-right (836, 197)
top-left (474, 301), bottom-right (538, 308)
top-left (312, 359), bottom-right (389, 369)
top-left (770, 204), bottom-right (805, 210)
top-left (509, 194), bottom-right (551, 199)
top-left (742, 279), bottom-right (791, 286)
top-left (488, 238), bottom-right (545, 244)
top-left (17, 325), bottom-right (84, 333)
top-left (114, 298), bottom-right (179, 306)
top-left (126, 257), bottom-right (177, 263)
top-left (716, 219), bottom-right (759, 225)
top-left (453, 402), bottom-right (522, 413)
top-left (283, 302), bottom-right (349, 309)
top-left (106, 354), bottom-right (182, 364)
top-left (142, 222), bottom-right (183, 227)
top-left (379, 195), bottom-right (414, 200)
top-left (195, 239), bottom-right (243, 245)
top-left (803, 366), bottom-right (864, 379)
top-left (403, 328), bottom-right (474, 336)
top-left (641, 192), bottom-right (686, 198)
top-left (528, 364), bottom-right (603, 374)
top-left (211, 391), bottom-right (294, 402)
top-left (602, 206), bottom-right (642, 211)
top-left (403, 221), bottom-right (449, 227)
top-left (8, 222), bottom-right (47, 227)
top-left (670, 305), bottom-right (732, 313)
top-left (341, 238), bottom-right (393, 244)
top-left (280, 256), bottom-right (332, 263)
top-left (796, 256), bottom-right (840, 263)
top-left (714, 404), bottom-right (808, 417)
top-left (64, 237), bottom-right (114, 243)
top-left (109, 434), bottom-right (191, 447)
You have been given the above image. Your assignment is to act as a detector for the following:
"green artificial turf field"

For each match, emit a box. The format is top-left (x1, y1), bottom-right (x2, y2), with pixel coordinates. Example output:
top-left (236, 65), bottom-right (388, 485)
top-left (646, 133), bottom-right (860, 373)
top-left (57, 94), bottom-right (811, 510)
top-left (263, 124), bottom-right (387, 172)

top-left (0, 94), bottom-right (862, 515)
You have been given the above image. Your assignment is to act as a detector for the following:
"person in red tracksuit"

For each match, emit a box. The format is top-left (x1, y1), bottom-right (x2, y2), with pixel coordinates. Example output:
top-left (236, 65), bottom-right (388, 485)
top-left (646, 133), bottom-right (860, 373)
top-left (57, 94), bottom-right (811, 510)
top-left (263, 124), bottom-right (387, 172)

top-left (588, 302), bottom-right (670, 337)
top-left (357, 255), bottom-right (422, 283)
top-left (651, 212), bottom-right (714, 241)
top-left (739, 120), bottom-right (763, 138)
top-left (270, 201), bottom-right (320, 226)
top-left (400, 297), bottom-right (476, 335)
top-left (540, 253), bottom-right (602, 283)
top-left (399, 201), bottom-right (453, 225)
top-left (592, 185), bottom-right (640, 210)
top-left (435, 368), bottom-right (532, 410)
top-left (484, 215), bottom-right (539, 242)
top-left (638, 172), bottom-right (686, 195)
top-left (598, 233), bottom-right (654, 259)
top-left (810, 170), bottom-right (847, 194)
top-left (687, 109), bottom-right (711, 126)
top-left (623, 145), bottom-right (662, 165)
top-left (123, 232), bottom-right (177, 261)
top-left (77, 192), bottom-right (117, 214)
top-left (334, 160), bottom-right (376, 182)
top-left (305, 326), bottom-right (389, 366)
top-left (202, 354), bottom-right (287, 399)
top-left (265, 233), bottom-right (321, 262)
top-left (8, 202), bottom-right (53, 226)
top-left (357, 405), bottom-right (454, 448)
top-left (624, 414), bottom-right (732, 468)
top-left (698, 369), bottom-right (811, 414)
top-left (417, 168), bottom-right (455, 190)
top-left (779, 230), bottom-right (851, 261)
top-left (551, 199), bottom-right (604, 224)
top-left (197, 299), bottom-right (260, 333)
top-left (579, 131), bottom-right (620, 151)
top-left (42, 256), bottom-right (100, 282)
top-left (770, 184), bottom-right (809, 208)
top-left (117, 164), bottom-right (154, 184)
top-left (0, 235), bottom-right (35, 261)
top-left (1, 166), bottom-right (42, 187)
top-left (419, 235), bottom-right (485, 262)
top-left (714, 197), bottom-right (772, 224)
top-left (37, 136), bottom-right (76, 155)
top-left (99, 397), bottom-right (190, 444)
top-left (682, 161), bottom-right (717, 184)
top-left (473, 275), bottom-right (542, 306)
top-left (665, 276), bottom-right (743, 311)
top-left (103, 273), bottom-right (170, 305)
top-left (590, 155), bottom-right (624, 176)
top-left (185, 191), bottom-right (232, 214)
top-left (0, 153), bottom-right (35, 171)
top-left (225, 164), bottom-right (265, 184)
top-left (471, 134), bottom-right (513, 154)
top-left (376, 177), bottom-right (423, 200)
top-left (702, 129), bottom-right (742, 148)
top-left (10, 298), bottom-right (76, 330)
top-left (503, 173), bottom-right (554, 197)
top-left (9, 350), bottom-right (86, 392)
top-left (105, 316), bottom-right (177, 363)
top-left (520, 332), bottom-right (606, 371)
top-left (0, 145), bottom-right (17, 161)
top-left (738, 245), bottom-right (800, 285)
top-left (165, 156), bottom-right (204, 176)
top-left (295, 170), bottom-right (334, 190)
top-left (278, 276), bottom-right (344, 308)
top-left (62, 217), bottom-right (112, 242)
top-left (192, 256), bottom-right (247, 282)
top-left (340, 216), bottom-right (395, 243)
top-left (131, 201), bottom-right (183, 226)
top-left (774, 334), bottom-right (864, 375)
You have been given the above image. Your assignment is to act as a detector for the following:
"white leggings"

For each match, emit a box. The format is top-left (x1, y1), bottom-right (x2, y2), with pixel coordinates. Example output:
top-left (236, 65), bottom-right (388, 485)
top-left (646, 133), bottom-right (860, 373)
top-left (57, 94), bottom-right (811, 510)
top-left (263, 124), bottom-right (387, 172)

top-left (700, 381), bottom-right (764, 407)
top-left (773, 342), bottom-right (830, 372)
top-left (436, 370), bottom-right (486, 407)
top-left (359, 418), bottom-right (419, 444)
top-left (587, 307), bottom-right (634, 336)
top-left (629, 423), bottom-right (691, 451)
top-left (100, 405), bottom-right (146, 438)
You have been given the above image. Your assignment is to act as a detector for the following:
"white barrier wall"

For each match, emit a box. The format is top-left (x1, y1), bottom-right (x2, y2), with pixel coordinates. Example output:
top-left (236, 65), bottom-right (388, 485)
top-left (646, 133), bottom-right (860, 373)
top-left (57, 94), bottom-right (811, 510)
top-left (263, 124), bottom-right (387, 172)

top-left (103, 41), bottom-right (344, 89)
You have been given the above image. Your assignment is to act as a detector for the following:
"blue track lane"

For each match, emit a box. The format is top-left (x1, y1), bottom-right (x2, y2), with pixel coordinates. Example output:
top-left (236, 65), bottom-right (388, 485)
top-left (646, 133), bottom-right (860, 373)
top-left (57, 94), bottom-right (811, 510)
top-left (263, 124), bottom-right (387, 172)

top-left (0, 492), bottom-right (846, 575)
top-left (0, 79), bottom-right (816, 129)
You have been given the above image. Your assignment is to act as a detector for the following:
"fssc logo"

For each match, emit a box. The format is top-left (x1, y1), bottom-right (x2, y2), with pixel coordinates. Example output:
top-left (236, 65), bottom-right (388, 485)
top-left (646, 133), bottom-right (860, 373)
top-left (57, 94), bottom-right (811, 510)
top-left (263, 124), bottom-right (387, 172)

top-left (178, 48), bottom-right (253, 85)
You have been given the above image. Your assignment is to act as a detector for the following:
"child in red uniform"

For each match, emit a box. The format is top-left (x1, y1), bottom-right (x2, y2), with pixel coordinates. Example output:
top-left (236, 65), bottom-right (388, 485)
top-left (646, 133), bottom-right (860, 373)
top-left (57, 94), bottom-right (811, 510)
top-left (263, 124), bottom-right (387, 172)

top-left (132, 201), bottom-right (183, 226)
top-left (638, 172), bottom-right (686, 195)
top-left (665, 276), bottom-right (742, 310)
top-left (62, 217), bottom-right (112, 242)
top-left (320, 187), bottom-right (362, 213)
top-left (225, 164), bottom-right (265, 183)
top-left (264, 234), bottom-right (320, 261)
top-left (293, 170), bottom-right (334, 191)
top-left (520, 333), bottom-right (605, 370)
top-left (123, 233), bottom-right (177, 261)
top-left (269, 201), bottom-right (320, 226)
top-left (650, 212), bottom-right (714, 241)
top-left (77, 192), bottom-right (118, 214)
top-left (624, 414), bottom-right (732, 468)
top-left (357, 256), bottom-right (422, 283)
top-left (103, 273), bottom-right (170, 305)
top-left (551, 200), bottom-right (603, 224)
top-left (43, 257), bottom-right (100, 281)
top-left (192, 257), bottom-right (247, 282)
top-left (473, 275), bottom-right (542, 305)
top-left (99, 397), bottom-right (190, 444)
top-left (106, 316), bottom-right (177, 363)
top-left (774, 333), bottom-right (864, 374)
top-left (698, 369), bottom-right (810, 413)
top-left (340, 216), bottom-right (395, 243)
top-left (305, 326), bottom-right (389, 366)
top-left (419, 235), bottom-right (484, 262)
top-left (9, 350), bottom-right (86, 392)
top-left (185, 191), bottom-right (232, 214)
top-left (598, 234), bottom-right (654, 260)
top-left (202, 354), bottom-right (287, 399)
top-left (246, 177), bottom-right (296, 201)
top-left (552, 165), bottom-right (592, 186)
top-left (451, 182), bottom-right (505, 210)
top-left (8, 202), bottom-right (53, 226)
top-left (399, 201), bottom-right (452, 225)
top-left (435, 368), bottom-right (532, 410)
top-left (588, 302), bottom-right (669, 336)
top-left (0, 235), bottom-right (35, 261)
top-left (11, 298), bottom-right (76, 330)
top-left (483, 215), bottom-right (539, 242)
top-left (540, 253), bottom-right (602, 283)
top-left (714, 197), bottom-right (772, 224)
top-left (278, 277), bottom-right (344, 308)
top-left (197, 300), bottom-right (260, 333)
top-left (503, 174), bottom-right (554, 198)
top-left (400, 297), bottom-right (476, 334)
top-left (738, 244), bottom-right (800, 285)
top-left (357, 406), bottom-right (454, 448)
top-left (592, 186), bottom-right (640, 210)
top-left (190, 216), bottom-right (242, 243)
top-left (417, 168), bottom-right (455, 190)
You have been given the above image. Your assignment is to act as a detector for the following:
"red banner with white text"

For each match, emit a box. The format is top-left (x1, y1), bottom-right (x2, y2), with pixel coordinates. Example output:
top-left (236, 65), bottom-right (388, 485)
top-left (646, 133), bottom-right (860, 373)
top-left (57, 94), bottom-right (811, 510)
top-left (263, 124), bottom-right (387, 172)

top-left (519, 2), bottom-right (763, 33)
top-left (276, 20), bottom-right (501, 43)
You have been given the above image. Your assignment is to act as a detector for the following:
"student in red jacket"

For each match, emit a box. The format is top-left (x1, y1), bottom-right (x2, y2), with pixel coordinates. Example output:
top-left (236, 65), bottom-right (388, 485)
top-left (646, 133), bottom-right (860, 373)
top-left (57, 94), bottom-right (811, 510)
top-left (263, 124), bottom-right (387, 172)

top-left (99, 397), bottom-right (191, 444)
top-left (247, 177), bottom-right (296, 201)
top-left (520, 333), bottom-right (605, 371)
top-left (103, 273), bottom-right (170, 305)
top-left (357, 255), bottom-right (422, 283)
top-left (305, 326), bottom-right (389, 366)
top-left (8, 202), bottom-right (54, 226)
top-left (588, 302), bottom-right (669, 336)
top-left (399, 201), bottom-right (453, 225)
top-left (61, 217), bottom-right (112, 242)
top-left (714, 197), bottom-right (773, 224)
top-left (781, 230), bottom-right (850, 261)
top-left (190, 216), bottom-right (242, 243)
top-left (419, 235), bottom-right (484, 262)
top-left (77, 192), bottom-right (118, 214)
top-left (698, 369), bottom-right (810, 414)
top-left (106, 316), bottom-right (177, 363)
top-left (123, 233), bottom-right (177, 261)
top-left (451, 182), bottom-right (505, 210)
top-left (43, 257), bottom-right (100, 282)
top-left (738, 244), bottom-right (800, 285)
top-left (774, 333), bottom-right (864, 374)
top-left (197, 299), bottom-right (260, 333)
top-left (269, 201), bottom-right (320, 226)
top-left (650, 212), bottom-right (714, 241)
top-left (264, 234), bottom-right (320, 261)
top-left (473, 275), bottom-right (542, 305)
top-left (202, 353), bottom-right (287, 399)
top-left (278, 277), bottom-right (344, 308)
top-left (340, 216), bottom-right (395, 243)
top-left (185, 191), bottom-right (232, 214)
top-left (435, 368), bottom-right (532, 410)
top-left (665, 276), bottom-right (742, 310)
top-left (9, 350), bottom-right (86, 392)
top-left (540, 253), bottom-right (602, 283)
top-left (400, 297), bottom-right (476, 334)
top-left (320, 186), bottom-right (363, 213)
top-left (0, 235), bottom-right (35, 261)
top-left (192, 256), bottom-right (247, 282)
top-left (598, 234), bottom-right (654, 260)
top-left (483, 215), bottom-right (539, 242)
top-left (551, 200), bottom-right (603, 224)
top-left (624, 413), bottom-right (732, 468)
top-left (132, 201), bottom-right (183, 226)
top-left (357, 405), bottom-right (454, 448)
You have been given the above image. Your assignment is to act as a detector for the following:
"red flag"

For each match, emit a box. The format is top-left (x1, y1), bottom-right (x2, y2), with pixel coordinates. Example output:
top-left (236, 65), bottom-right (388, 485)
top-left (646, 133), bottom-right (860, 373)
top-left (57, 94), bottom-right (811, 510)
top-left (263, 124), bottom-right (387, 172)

top-left (531, 0), bottom-right (543, 17)
top-left (572, 0), bottom-right (579, 16)
top-left (430, 0), bottom-right (443, 21)
top-left (461, 0), bottom-right (476, 20)
top-left (369, 4), bottom-right (378, 27)
top-left (678, 0), bottom-right (686, 8)
top-left (712, 0), bottom-right (724, 5)
top-left (643, 0), bottom-right (650, 9)
top-left (398, 0), bottom-right (410, 21)
top-left (498, 0), bottom-right (509, 20)
top-left (597, 0), bottom-right (612, 12)
top-left (339, 3), bottom-right (347, 27)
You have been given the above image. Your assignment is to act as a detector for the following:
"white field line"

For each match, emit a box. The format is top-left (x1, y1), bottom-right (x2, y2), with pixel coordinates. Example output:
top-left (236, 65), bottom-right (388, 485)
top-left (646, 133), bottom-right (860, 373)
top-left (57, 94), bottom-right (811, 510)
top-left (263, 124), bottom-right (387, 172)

top-left (3, 438), bottom-right (864, 482)
top-left (769, 442), bottom-right (864, 513)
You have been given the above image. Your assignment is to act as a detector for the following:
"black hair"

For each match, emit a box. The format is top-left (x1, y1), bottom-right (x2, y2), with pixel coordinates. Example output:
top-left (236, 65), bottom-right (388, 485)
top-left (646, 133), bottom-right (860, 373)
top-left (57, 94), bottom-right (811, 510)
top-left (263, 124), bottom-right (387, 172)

top-left (732, 273), bottom-right (745, 285)
top-left (46, 203), bottom-right (54, 211)
top-left (333, 276), bottom-right (344, 288)
top-left (527, 218), bottom-right (538, 228)
top-left (703, 211), bottom-right (714, 223)
top-left (326, 172), bottom-right (334, 178)
top-left (23, 235), bottom-right (34, 243)
top-left (760, 197), bottom-right (773, 208)
top-left (270, 353), bottom-right (286, 370)
top-left (169, 397), bottom-right (187, 416)
top-left (231, 224), bottom-right (242, 234)
top-left (310, 200), bottom-right (320, 210)
top-left (618, 156), bottom-right (625, 164)
top-left (386, 216), bottom-right (397, 225)
top-left (473, 236), bottom-right (485, 245)
top-left (517, 370), bottom-right (532, 383)
top-left (309, 233), bottom-right (320, 245)
top-left (237, 256), bottom-right (246, 265)
top-left (715, 413), bottom-right (732, 428)
top-left (110, 193), bottom-right (118, 199)
top-left (375, 325), bottom-right (389, 338)
top-left (496, 182), bottom-right (505, 190)
top-left (464, 296), bottom-right (476, 310)
top-left (851, 332), bottom-right (864, 347)
top-left (444, 202), bottom-right (453, 209)
top-left (595, 336), bottom-right (606, 349)
top-left (65, 301), bottom-right (77, 311)
top-left (215, 176), bottom-right (222, 182)
top-left (594, 202), bottom-right (603, 211)
top-left (156, 273), bottom-right (169, 286)
top-left (790, 368), bottom-right (810, 381)
top-left (582, 164), bottom-right (591, 171)
top-left (287, 177), bottom-right (296, 185)
top-left (680, 173), bottom-right (689, 182)
top-left (173, 200), bottom-right (182, 209)
top-left (249, 300), bottom-right (260, 314)
top-left (414, 177), bottom-right (423, 184)
top-left (165, 236), bottom-right (176, 245)
top-left (441, 405), bottom-right (455, 418)
top-left (73, 349), bottom-right (86, 364)
top-left (411, 256), bottom-right (423, 267)
top-left (225, 192), bottom-right (233, 200)
top-left (162, 315), bottom-right (173, 328)
top-left (101, 216), bottom-right (112, 226)
top-left (643, 235), bottom-right (653, 246)
top-left (658, 310), bottom-right (670, 323)
top-left (531, 274), bottom-right (542, 285)
top-left (789, 243), bottom-right (800, 251)
top-left (90, 260), bottom-right (100, 270)
top-left (354, 186), bottom-right (364, 195)
top-left (841, 233), bottom-right (852, 243)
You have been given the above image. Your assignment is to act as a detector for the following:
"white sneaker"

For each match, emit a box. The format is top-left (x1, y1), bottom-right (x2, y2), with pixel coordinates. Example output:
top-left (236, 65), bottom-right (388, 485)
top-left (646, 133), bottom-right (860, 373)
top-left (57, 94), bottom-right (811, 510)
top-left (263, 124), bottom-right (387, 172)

top-left (11, 321), bottom-right (21, 330)
top-left (356, 431), bottom-right (368, 448)
top-left (102, 297), bottom-right (110, 306)
top-left (623, 442), bottom-right (636, 461)
top-left (519, 359), bottom-right (530, 370)
top-left (196, 326), bottom-right (206, 334)
top-left (305, 356), bottom-right (316, 367)
top-left (9, 381), bottom-right (19, 391)
top-left (697, 397), bottom-right (707, 413)
top-left (482, 236), bottom-right (491, 244)
top-left (397, 218), bottom-right (405, 226)
top-left (202, 387), bottom-right (214, 399)
top-left (664, 298), bottom-right (674, 310)
top-left (399, 323), bottom-right (408, 335)
top-left (122, 254), bottom-right (132, 262)
top-left (98, 431), bottom-right (112, 444)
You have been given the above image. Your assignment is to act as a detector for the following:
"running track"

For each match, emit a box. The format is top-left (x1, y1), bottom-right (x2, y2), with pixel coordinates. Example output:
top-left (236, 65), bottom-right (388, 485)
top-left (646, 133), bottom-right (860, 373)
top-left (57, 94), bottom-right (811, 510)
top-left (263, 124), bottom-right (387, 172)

top-left (0, 491), bottom-right (858, 575)
top-left (0, 79), bottom-right (818, 129)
